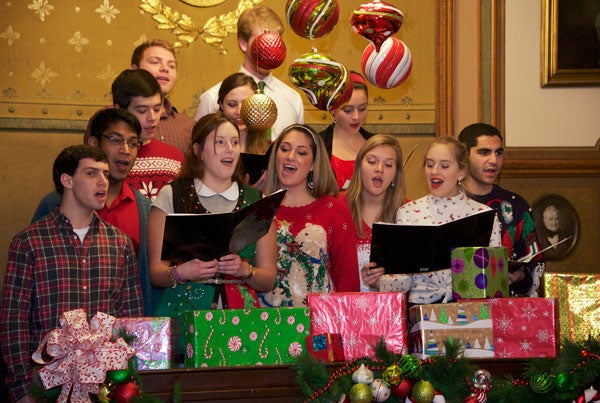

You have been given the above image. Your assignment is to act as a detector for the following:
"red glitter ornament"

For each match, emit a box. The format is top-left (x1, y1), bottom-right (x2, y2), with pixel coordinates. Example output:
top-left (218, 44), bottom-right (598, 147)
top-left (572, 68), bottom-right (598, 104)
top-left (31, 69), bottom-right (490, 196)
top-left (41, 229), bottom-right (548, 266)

top-left (391, 378), bottom-right (413, 398)
top-left (250, 31), bottom-right (287, 70)
top-left (112, 381), bottom-right (141, 403)
top-left (351, 0), bottom-right (404, 51)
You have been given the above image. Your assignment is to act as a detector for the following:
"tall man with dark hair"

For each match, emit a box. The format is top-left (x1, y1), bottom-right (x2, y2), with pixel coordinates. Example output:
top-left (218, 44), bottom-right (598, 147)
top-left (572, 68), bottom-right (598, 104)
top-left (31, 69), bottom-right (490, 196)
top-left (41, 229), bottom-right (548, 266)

top-left (1, 145), bottom-right (143, 402)
top-left (458, 123), bottom-right (546, 296)
top-left (32, 108), bottom-right (160, 315)
top-left (131, 39), bottom-right (193, 153)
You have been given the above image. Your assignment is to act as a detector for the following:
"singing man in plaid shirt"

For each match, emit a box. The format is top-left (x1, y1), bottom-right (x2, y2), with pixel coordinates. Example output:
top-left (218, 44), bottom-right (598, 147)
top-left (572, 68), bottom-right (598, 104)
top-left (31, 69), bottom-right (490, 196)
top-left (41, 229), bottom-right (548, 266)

top-left (0, 145), bottom-right (144, 402)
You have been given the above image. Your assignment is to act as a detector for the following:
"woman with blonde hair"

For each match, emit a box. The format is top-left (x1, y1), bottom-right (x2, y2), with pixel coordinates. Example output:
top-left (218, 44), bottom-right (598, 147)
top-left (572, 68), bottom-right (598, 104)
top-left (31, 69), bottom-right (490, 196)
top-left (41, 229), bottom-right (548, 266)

top-left (259, 124), bottom-right (360, 307)
top-left (345, 134), bottom-right (406, 291)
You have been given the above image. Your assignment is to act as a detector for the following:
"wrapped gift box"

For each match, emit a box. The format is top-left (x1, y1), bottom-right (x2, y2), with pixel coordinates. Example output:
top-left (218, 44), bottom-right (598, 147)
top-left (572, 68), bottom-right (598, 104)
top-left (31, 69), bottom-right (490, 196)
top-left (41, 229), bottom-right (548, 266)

top-left (112, 317), bottom-right (171, 370)
top-left (307, 292), bottom-right (408, 360)
top-left (306, 333), bottom-right (345, 362)
top-left (487, 298), bottom-right (558, 358)
top-left (451, 247), bottom-right (509, 299)
top-left (409, 302), bottom-right (494, 359)
top-left (544, 273), bottom-right (600, 342)
top-left (183, 307), bottom-right (310, 367)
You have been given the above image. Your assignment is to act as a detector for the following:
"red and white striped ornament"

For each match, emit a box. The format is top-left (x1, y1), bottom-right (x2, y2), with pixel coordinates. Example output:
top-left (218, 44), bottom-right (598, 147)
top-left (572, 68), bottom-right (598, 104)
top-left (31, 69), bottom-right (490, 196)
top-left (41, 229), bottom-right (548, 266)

top-left (361, 36), bottom-right (412, 89)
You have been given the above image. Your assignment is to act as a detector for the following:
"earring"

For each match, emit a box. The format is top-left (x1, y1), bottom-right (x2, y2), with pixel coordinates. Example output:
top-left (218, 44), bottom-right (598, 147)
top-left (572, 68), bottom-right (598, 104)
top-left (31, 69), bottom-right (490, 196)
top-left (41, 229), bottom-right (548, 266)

top-left (390, 180), bottom-right (396, 189)
top-left (458, 178), bottom-right (463, 186)
top-left (307, 171), bottom-right (315, 191)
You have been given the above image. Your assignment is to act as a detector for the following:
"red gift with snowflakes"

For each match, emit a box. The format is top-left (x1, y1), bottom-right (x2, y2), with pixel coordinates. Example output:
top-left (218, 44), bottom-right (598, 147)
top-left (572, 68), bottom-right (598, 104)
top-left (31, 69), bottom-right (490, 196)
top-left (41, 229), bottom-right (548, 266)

top-left (307, 292), bottom-right (408, 360)
top-left (488, 297), bottom-right (558, 358)
top-left (183, 307), bottom-right (310, 367)
top-left (112, 317), bottom-right (171, 370)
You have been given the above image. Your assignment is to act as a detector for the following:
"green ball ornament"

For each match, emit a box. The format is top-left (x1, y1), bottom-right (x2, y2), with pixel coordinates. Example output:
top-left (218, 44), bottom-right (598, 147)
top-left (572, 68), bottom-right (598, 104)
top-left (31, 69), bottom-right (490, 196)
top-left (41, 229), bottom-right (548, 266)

top-left (398, 354), bottom-right (422, 379)
top-left (349, 383), bottom-right (373, 403)
top-left (106, 368), bottom-right (131, 384)
top-left (411, 380), bottom-right (436, 403)
top-left (382, 364), bottom-right (403, 386)
top-left (530, 372), bottom-right (554, 394)
top-left (554, 371), bottom-right (575, 392)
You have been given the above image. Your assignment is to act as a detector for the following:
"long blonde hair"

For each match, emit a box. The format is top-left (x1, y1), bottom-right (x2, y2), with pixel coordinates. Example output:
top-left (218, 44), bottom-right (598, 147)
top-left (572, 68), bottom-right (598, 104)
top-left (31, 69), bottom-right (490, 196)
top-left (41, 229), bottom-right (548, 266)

top-left (346, 134), bottom-right (406, 238)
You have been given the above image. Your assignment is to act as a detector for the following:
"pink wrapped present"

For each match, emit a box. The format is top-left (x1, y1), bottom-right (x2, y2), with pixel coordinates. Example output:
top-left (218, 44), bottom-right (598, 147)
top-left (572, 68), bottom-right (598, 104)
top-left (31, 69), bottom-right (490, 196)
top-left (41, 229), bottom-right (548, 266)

top-left (307, 292), bottom-right (408, 360)
top-left (488, 298), bottom-right (558, 358)
top-left (113, 317), bottom-right (171, 370)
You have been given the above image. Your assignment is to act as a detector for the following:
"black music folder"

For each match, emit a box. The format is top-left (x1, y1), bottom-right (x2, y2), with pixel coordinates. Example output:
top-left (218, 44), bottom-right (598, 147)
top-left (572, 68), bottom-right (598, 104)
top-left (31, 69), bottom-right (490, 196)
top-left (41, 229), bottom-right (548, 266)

top-left (161, 189), bottom-right (286, 262)
top-left (369, 209), bottom-right (496, 274)
top-left (240, 143), bottom-right (274, 184)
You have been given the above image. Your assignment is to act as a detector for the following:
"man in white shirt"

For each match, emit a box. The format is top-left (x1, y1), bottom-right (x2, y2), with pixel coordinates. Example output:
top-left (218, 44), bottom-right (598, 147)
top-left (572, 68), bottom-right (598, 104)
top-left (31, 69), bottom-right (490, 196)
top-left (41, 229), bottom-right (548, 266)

top-left (194, 5), bottom-right (304, 140)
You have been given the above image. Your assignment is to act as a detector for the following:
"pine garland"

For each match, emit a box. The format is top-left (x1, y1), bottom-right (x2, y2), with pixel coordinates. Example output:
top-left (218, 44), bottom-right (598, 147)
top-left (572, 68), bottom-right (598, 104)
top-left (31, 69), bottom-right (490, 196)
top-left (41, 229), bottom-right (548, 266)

top-left (294, 336), bottom-right (600, 403)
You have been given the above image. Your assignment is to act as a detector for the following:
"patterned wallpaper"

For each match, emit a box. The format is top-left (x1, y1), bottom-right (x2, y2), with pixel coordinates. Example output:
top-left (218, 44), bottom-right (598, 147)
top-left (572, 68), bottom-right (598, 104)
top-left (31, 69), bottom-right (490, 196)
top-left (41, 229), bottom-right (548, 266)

top-left (0, 0), bottom-right (437, 132)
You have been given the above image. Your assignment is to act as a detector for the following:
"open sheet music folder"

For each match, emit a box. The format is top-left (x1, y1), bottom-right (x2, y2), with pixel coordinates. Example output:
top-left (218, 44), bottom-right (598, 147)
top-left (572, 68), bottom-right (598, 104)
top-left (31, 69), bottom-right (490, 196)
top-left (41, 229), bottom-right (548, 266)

top-left (240, 142), bottom-right (274, 184)
top-left (161, 189), bottom-right (286, 262)
top-left (369, 209), bottom-right (496, 274)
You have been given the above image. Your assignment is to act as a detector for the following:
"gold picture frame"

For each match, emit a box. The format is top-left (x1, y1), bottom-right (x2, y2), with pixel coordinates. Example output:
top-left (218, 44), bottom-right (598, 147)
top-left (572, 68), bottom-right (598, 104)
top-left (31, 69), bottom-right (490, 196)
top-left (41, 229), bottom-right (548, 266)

top-left (541, 0), bottom-right (600, 87)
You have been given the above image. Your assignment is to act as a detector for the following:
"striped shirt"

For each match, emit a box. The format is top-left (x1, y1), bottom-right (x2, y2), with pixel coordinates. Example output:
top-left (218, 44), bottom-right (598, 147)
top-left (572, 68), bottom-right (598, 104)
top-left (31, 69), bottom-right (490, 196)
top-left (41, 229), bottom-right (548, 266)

top-left (0, 209), bottom-right (144, 401)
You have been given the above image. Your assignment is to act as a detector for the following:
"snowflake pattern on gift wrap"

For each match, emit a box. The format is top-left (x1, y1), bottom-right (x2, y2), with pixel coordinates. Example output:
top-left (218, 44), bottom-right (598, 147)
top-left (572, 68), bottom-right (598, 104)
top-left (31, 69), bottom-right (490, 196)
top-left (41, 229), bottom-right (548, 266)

top-left (536, 328), bottom-right (552, 343)
top-left (496, 347), bottom-right (514, 358)
top-left (355, 296), bottom-right (369, 311)
top-left (345, 334), bottom-right (359, 348)
top-left (520, 303), bottom-right (538, 323)
top-left (520, 340), bottom-right (532, 352)
top-left (496, 314), bottom-right (512, 332)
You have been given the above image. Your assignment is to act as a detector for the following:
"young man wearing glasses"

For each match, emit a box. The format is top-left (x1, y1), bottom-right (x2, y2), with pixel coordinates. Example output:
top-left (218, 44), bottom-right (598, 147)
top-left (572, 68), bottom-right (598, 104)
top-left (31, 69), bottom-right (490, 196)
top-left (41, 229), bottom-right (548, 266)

top-left (31, 108), bottom-right (160, 315)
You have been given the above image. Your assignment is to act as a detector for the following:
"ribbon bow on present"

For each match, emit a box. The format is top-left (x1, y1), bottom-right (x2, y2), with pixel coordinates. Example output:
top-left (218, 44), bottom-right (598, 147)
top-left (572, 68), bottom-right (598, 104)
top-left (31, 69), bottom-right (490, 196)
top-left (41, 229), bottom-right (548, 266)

top-left (32, 309), bottom-right (134, 403)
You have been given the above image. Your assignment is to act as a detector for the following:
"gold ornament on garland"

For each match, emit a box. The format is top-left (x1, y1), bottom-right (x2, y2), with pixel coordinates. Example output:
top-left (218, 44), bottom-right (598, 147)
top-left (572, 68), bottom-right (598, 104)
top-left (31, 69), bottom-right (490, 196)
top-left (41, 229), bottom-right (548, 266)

top-left (240, 81), bottom-right (278, 132)
top-left (349, 382), bottom-right (373, 403)
top-left (411, 380), bottom-right (436, 403)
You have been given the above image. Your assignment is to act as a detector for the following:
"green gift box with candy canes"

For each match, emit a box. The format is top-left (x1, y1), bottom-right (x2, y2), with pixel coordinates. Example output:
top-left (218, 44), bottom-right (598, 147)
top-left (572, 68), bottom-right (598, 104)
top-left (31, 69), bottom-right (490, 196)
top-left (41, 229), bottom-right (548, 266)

top-left (451, 247), bottom-right (510, 299)
top-left (183, 307), bottom-right (310, 367)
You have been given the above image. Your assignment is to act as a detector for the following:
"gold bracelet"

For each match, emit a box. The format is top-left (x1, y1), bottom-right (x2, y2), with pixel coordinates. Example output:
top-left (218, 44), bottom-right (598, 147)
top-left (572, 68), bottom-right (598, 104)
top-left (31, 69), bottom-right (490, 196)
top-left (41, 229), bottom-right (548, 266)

top-left (167, 265), bottom-right (180, 289)
top-left (243, 263), bottom-right (255, 280)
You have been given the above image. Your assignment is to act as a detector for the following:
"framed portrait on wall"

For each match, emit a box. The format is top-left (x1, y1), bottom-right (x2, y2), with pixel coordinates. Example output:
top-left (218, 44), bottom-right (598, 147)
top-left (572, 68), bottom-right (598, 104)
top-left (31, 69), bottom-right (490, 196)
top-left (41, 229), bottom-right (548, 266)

top-left (532, 194), bottom-right (579, 260)
top-left (541, 0), bottom-right (600, 87)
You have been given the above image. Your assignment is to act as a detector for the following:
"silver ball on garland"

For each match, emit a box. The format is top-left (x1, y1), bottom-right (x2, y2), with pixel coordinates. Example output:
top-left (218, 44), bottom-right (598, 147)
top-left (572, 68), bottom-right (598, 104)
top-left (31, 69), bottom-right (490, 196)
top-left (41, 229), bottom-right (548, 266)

top-left (371, 378), bottom-right (391, 402)
top-left (471, 369), bottom-right (493, 391)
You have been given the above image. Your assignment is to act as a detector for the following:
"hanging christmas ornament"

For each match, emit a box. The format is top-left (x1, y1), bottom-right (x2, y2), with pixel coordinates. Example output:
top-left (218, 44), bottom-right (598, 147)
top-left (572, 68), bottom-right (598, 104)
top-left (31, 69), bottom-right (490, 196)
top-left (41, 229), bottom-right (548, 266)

top-left (106, 367), bottom-right (131, 384)
top-left (249, 31), bottom-right (287, 70)
top-left (361, 36), bottom-right (412, 89)
top-left (371, 378), bottom-right (392, 402)
top-left (240, 81), bottom-right (278, 132)
top-left (288, 50), bottom-right (353, 111)
top-left (392, 377), bottom-right (412, 398)
top-left (352, 363), bottom-right (375, 384)
top-left (112, 381), bottom-right (141, 403)
top-left (97, 384), bottom-right (111, 403)
top-left (529, 372), bottom-right (554, 394)
top-left (351, 0), bottom-right (404, 51)
top-left (286, 0), bottom-right (340, 39)
top-left (349, 382), bottom-right (373, 403)
top-left (382, 363), bottom-right (403, 386)
top-left (398, 354), bottom-right (422, 379)
top-left (411, 380), bottom-right (436, 403)
top-left (471, 369), bottom-right (493, 392)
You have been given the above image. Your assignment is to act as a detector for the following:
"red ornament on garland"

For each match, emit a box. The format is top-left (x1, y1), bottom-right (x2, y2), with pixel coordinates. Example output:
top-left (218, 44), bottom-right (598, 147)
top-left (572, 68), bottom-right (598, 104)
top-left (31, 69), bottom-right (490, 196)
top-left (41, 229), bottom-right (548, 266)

top-left (250, 31), bottom-right (287, 70)
top-left (351, 0), bottom-right (404, 51)
top-left (391, 377), bottom-right (412, 398)
top-left (286, 0), bottom-right (340, 39)
top-left (112, 381), bottom-right (141, 403)
top-left (361, 36), bottom-right (412, 89)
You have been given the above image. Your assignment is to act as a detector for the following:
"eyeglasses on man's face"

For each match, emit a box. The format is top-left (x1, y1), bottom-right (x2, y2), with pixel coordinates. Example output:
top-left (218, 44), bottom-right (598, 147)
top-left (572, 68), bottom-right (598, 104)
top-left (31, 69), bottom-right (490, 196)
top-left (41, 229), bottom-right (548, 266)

top-left (101, 134), bottom-right (141, 149)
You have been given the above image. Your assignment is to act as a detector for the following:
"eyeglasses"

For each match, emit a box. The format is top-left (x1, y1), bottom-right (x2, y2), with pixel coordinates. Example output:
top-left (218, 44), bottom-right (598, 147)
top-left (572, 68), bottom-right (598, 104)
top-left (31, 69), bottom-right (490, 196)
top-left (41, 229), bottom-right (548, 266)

top-left (101, 134), bottom-right (141, 149)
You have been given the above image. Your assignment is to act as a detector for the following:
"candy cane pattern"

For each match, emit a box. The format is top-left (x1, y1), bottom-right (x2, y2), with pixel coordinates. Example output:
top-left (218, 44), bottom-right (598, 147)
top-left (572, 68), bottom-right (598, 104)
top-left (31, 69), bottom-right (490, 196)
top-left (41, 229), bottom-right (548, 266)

top-left (218, 347), bottom-right (226, 366)
top-left (203, 328), bottom-right (214, 359)
top-left (275, 346), bottom-right (282, 364)
top-left (274, 309), bottom-right (282, 325)
top-left (219, 310), bottom-right (227, 325)
top-left (258, 328), bottom-right (270, 359)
